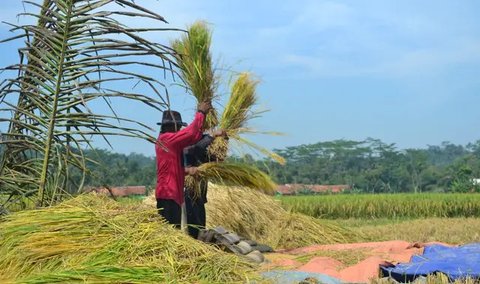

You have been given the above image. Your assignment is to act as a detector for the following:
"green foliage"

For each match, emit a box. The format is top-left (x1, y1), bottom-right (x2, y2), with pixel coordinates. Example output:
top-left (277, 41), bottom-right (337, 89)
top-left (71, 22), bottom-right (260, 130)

top-left (451, 166), bottom-right (480, 193)
top-left (0, 0), bottom-right (176, 209)
top-left (10, 137), bottom-right (478, 197)
top-left (257, 138), bottom-right (480, 193)
top-left (279, 193), bottom-right (480, 219)
top-left (73, 149), bottom-right (156, 189)
top-left (59, 138), bottom-right (480, 195)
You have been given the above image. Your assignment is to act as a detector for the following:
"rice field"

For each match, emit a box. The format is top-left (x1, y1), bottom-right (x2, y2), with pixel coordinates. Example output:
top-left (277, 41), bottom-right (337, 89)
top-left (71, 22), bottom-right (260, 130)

top-left (278, 193), bottom-right (480, 219)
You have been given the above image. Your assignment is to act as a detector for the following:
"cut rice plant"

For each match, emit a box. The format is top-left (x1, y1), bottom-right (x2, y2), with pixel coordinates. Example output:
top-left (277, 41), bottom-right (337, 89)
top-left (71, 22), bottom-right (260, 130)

top-left (213, 184), bottom-right (359, 248)
top-left (143, 184), bottom-right (361, 249)
top-left (205, 184), bottom-right (361, 249)
top-left (172, 21), bottom-right (218, 129)
top-left (0, 194), bottom-right (257, 283)
top-left (186, 162), bottom-right (276, 195)
top-left (210, 72), bottom-right (285, 164)
top-left (221, 73), bottom-right (259, 132)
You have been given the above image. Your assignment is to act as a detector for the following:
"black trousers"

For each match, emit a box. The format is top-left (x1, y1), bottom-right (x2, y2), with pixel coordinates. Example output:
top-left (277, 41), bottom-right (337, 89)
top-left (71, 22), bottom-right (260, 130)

top-left (156, 199), bottom-right (181, 228)
top-left (185, 193), bottom-right (206, 239)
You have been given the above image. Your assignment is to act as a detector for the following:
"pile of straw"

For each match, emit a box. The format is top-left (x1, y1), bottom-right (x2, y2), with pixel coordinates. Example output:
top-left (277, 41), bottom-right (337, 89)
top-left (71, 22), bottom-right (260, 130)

top-left (144, 184), bottom-right (360, 249)
top-left (205, 185), bottom-right (361, 249)
top-left (0, 194), bottom-right (256, 283)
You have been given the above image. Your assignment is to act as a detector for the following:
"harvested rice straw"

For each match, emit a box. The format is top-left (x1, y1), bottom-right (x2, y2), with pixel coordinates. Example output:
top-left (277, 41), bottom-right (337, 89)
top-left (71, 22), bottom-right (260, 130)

top-left (143, 185), bottom-right (362, 249)
top-left (0, 194), bottom-right (257, 283)
top-left (205, 184), bottom-right (362, 249)
top-left (187, 162), bottom-right (276, 195)
top-left (172, 21), bottom-right (218, 129)
top-left (210, 72), bottom-right (285, 164)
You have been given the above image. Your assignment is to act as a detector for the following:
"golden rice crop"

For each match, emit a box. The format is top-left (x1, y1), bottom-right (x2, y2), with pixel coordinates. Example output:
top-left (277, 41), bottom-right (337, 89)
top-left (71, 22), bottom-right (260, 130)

top-left (187, 162), bottom-right (276, 195)
top-left (210, 73), bottom-right (285, 164)
top-left (0, 194), bottom-right (256, 283)
top-left (205, 184), bottom-right (361, 249)
top-left (172, 21), bottom-right (218, 129)
top-left (220, 72), bottom-right (259, 133)
top-left (279, 193), bottom-right (480, 219)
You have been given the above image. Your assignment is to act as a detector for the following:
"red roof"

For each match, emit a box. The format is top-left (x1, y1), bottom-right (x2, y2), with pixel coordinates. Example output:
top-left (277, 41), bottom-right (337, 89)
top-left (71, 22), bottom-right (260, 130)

top-left (276, 184), bottom-right (350, 195)
top-left (88, 186), bottom-right (146, 197)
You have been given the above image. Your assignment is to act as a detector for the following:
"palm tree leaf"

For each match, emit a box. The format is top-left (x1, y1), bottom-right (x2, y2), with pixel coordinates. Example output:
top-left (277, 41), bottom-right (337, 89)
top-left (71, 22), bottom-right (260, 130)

top-left (0, 0), bottom-right (178, 209)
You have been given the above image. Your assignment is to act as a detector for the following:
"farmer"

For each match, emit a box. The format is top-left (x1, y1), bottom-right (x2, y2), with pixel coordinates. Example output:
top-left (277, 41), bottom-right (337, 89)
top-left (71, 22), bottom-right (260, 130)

top-left (155, 101), bottom-right (212, 227)
top-left (184, 129), bottom-right (227, 238)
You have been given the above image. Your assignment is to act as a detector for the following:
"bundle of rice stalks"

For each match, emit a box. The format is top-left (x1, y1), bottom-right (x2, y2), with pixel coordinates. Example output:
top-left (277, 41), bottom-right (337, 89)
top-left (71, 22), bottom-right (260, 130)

top-left (205, 184), bottom-right (362, 249)
top-left (0, 194), bottom-right (256, 283)
top-left (210, 72), bottom-right (285, 164)
top-left (172, 21), bottom-right (218, 129)
top-left (186, 162), bottom-right (276, 195)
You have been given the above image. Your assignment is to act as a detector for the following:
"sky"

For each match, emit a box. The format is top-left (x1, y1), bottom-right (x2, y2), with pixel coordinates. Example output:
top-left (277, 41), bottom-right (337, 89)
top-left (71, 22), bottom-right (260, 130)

top-left (0, 0), bottom-right (479, 157)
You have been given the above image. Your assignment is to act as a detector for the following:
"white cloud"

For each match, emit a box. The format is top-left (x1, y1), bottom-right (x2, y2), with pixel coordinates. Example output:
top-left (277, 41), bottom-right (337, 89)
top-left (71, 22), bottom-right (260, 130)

top-left (241, 1), bottom-right (480, 80)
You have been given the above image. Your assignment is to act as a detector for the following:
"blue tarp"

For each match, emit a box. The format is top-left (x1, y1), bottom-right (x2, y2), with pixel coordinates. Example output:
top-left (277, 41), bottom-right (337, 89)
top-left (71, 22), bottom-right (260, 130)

top-left (381, 243), bottom-right (480, 282)
top-left (261, 270), bottom-right (342, 284)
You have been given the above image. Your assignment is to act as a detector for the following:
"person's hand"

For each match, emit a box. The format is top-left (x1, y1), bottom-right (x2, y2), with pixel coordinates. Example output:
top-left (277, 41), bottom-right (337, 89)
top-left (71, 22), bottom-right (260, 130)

top-left (197, 101), bottom-right (212, 114)
top-left (212, 129), bottom-right (227, 138)
top-left (185, 166), bottom-right (199, 176)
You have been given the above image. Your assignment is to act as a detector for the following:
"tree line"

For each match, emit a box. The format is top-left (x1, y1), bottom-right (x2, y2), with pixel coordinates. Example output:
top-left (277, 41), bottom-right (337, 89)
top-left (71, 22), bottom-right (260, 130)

top-left (9, 138), bottom-right (477, 194)
top-left (258, 138), bottom-right (480, 193)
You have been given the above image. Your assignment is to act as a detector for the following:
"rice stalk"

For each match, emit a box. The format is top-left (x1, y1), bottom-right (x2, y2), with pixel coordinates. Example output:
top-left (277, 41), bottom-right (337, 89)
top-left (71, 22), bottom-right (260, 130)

top-left (193, 162), bottom-right (276, 194)
top-left (210, 72), bottom-right (285, 164)
top-left (280, 193), bottom-right (480, 219)
top-left (0, 194), bottom-right (256, 283)
top-left (172, 21), bottom-right (218, 129)
top-left (204, 185), bottom-right (361, 249)
top-left (221, 73), bottom-right (259, 132)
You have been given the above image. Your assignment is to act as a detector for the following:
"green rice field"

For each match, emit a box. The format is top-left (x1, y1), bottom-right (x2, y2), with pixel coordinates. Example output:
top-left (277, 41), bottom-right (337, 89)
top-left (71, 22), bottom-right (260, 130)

top-left (278, 193), bottom-right (480, 219)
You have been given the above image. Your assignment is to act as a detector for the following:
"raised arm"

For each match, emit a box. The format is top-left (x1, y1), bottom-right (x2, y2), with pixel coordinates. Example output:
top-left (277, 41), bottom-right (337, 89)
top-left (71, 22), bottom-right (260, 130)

top-left (162, 101), bottom-right (212, 149)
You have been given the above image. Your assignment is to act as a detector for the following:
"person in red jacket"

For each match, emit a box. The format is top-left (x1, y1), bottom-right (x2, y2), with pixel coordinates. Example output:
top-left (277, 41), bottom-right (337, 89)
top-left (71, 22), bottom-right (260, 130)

top-left (155, 101), bottom-right (212, 227)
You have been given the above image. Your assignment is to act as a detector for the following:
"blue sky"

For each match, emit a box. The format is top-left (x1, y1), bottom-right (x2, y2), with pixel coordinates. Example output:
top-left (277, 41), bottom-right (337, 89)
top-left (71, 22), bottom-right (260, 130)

top-left (0, 0), bottom-right (479, 157)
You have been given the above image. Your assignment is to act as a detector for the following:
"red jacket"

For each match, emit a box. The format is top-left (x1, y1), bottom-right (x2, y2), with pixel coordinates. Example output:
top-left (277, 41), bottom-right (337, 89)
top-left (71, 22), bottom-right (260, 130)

top-left (155, 112), bottom-right (205, 205)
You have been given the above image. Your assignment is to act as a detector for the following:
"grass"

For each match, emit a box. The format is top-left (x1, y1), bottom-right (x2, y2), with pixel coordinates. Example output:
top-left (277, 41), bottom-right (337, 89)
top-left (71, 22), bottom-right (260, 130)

top-left (278, 193), bottom-right (480, 219)
top-left (338, 217), bottom-right (480, 244)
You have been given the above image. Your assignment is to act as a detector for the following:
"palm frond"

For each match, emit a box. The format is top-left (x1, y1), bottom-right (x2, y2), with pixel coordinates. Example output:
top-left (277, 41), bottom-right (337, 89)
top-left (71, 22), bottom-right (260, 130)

top-left (171, 21), bottom-right (218, 128)
top-left (0, 0), bottom-right (177, 209)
